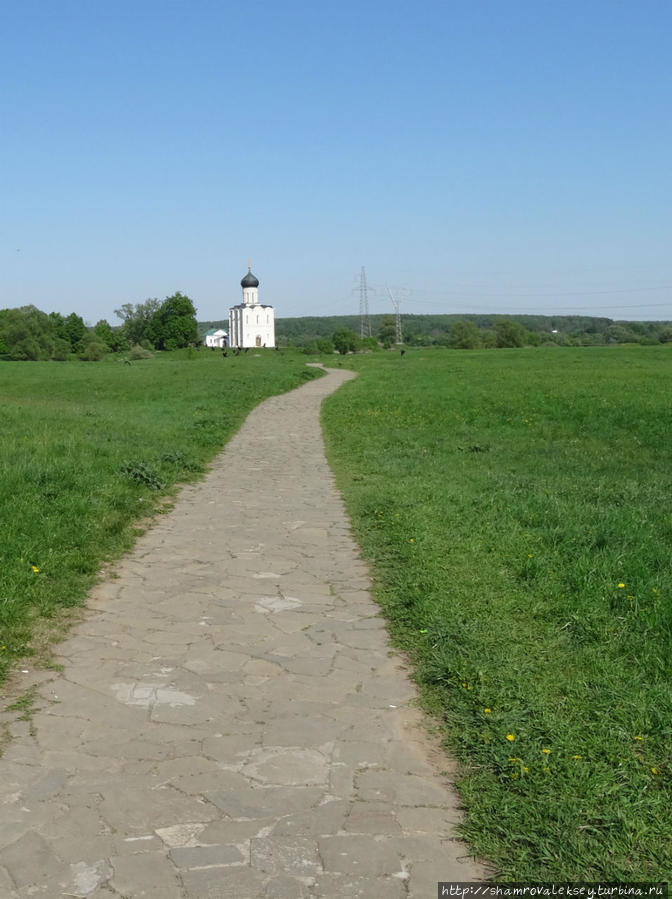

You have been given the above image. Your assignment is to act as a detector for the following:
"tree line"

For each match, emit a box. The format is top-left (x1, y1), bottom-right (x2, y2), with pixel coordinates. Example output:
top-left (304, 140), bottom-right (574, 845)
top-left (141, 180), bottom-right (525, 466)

top-left (275, 312), bottom-right (672, 349)
top-left (199, 311), bottom-right (672, 352)
top-left (0, 293), bottom-right (198, 361)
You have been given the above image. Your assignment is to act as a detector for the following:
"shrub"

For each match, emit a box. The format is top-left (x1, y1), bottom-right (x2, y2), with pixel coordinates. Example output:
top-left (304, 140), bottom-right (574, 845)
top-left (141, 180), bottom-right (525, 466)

top-left (450, 320), bottom-right (482, 349)
top-left (51, 338), bottom-right (71, 361)
top-left (129, 344), bottom-right (154, 361)
top-left (332, 329), bottom-right (360, 355)
top-left (81, 341), bottom-right (109, 362)
top-left (316, 338), bottom-right (335, 354)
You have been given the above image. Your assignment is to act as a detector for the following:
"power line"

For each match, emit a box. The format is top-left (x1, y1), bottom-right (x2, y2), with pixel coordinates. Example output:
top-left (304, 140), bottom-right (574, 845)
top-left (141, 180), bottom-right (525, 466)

top-left (369, 283), bottom-right (672, 300)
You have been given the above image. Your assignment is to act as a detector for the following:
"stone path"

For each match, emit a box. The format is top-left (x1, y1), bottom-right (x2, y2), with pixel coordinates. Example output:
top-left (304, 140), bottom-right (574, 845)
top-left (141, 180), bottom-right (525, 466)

top-left (0, 367), bottom-right (485, 898)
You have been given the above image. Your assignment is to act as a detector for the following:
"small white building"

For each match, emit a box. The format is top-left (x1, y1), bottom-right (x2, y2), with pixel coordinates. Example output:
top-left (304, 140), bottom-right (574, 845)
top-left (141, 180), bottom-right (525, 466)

top-left (204, 328), bottom-right (228, 348)
top-left (228, 267), bottom-right (275, 349)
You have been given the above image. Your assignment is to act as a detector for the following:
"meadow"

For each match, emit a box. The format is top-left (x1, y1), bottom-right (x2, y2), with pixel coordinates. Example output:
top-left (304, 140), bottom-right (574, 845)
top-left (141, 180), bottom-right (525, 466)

top-left (0, 350), bottom-right (319, 685)
top-left (321, 346), bottom-right (672, 881)
top-left (2, 343), bottom-right (670, 880)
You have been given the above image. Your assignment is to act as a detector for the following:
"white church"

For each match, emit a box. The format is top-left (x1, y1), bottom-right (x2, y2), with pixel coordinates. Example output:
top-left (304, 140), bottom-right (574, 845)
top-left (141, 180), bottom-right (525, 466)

top-left (228, 266), bottom-right (275, 349)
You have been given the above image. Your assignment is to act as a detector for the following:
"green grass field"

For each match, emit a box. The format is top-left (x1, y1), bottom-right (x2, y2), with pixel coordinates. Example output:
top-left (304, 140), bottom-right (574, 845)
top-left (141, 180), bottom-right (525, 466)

top-left (2, 344), bottom-right (670, 879)
top-left (0, 350), bottom-right (320, 685)
top-left (321, 346), bottom-right (672, 880)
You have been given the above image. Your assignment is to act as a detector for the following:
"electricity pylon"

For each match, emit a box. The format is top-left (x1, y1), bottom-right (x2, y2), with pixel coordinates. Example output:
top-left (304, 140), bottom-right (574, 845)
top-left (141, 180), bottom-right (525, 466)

top-left (386, 286), bottom-right (405, 344)
top-left (358, 266), bottom-right (372, 338)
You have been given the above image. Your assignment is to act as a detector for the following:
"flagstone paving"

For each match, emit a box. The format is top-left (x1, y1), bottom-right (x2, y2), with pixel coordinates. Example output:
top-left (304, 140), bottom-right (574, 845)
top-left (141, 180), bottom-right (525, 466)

top-left (0, 367), bottom-right (486, 897)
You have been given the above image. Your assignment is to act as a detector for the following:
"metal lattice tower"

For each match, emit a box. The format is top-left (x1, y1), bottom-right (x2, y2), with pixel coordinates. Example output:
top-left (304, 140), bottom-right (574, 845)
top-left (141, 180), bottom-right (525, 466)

top-left (387, 286), bottom-right (404, 344)
top-left (358, 266), bottom-right (372, 338)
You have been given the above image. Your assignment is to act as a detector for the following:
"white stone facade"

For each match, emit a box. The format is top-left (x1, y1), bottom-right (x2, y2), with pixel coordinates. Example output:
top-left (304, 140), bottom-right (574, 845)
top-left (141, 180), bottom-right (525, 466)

top-left (204, 328), bottom-right (227, 348)
top-left (228, 269), bottom-right (275, 349)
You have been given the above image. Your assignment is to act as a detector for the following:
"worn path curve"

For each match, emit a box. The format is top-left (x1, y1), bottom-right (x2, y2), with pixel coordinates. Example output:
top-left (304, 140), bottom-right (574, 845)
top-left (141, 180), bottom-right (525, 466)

top-left (0, 367), bottom-right (485, 898)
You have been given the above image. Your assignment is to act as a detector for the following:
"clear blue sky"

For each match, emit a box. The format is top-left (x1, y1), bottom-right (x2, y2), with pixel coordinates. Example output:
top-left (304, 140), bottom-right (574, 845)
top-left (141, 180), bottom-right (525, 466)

top-left (2, 0), bottom-right (671, 323)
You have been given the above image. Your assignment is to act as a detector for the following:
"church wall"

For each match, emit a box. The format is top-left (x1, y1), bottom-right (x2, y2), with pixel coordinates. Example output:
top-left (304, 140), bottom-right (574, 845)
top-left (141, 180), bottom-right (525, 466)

top-left (228, 305), bottom-right (275, 348)
top-left (228, 270), bottom-right (275, 348)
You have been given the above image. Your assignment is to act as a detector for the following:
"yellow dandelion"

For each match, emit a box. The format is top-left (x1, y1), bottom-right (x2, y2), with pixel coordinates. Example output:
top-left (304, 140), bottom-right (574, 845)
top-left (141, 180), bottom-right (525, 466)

top-left (528, 554), bottom-right (533, 558)
top-left (572, 754), bottom-right (582, 759)
top-left (484, 708), bottom-right (492, 714)
top-left (31, 565), bottom-right (39, 573)
top-left (618, 583), bottom-right (625, 589)
top-left (633, 736), bottom-right (643, 741)
top-left (542, 748), bottom-right (551, 754)
top-left (523, 766), bottom-right (529, 773)
top-left (651, 767), bottom-right (658, 775)
top-left (506, 734), bottom-right (516, 742)
top-left (409, 538), bottom-right (415, 543)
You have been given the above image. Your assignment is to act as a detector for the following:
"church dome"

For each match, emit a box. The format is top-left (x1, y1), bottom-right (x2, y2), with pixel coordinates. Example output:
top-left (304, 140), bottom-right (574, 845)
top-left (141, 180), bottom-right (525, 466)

top-left (241, 269), bottom-right (259, 288)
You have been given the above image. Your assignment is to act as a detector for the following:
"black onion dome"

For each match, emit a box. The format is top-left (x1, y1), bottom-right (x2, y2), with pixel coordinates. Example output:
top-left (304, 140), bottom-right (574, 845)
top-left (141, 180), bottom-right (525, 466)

top-left (241, 269), bottom-right (259, 288)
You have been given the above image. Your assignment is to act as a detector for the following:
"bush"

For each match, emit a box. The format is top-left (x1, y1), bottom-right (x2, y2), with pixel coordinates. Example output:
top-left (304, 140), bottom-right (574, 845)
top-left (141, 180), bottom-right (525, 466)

top-left (316, 338), bottom-right (335, 354)
top-left (360, 336), bottom-right (379, 352)
top-left (332, 329), bottom-right (360, 355)
top-left (51, 338), bottom-right (71, 361)
top-left (494, 319), bottom-right (528, 348)
top-left (81, 341), bottom-right (109, 362)
top-left (129, 344), bottom-right (154, 361)
top-left (450, 320), bottom-right (482, 349)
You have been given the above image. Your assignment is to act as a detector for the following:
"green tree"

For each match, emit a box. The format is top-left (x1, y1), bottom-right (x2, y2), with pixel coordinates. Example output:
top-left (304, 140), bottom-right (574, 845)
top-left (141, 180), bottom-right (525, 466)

top-left (494, 319), bottom-right (528, 348)
top-left (148, 292), bottom-right (198, 350)
top-left (51, 338), bottom-right (71, 361)
top-left (378, 315), bottom-right (396, 347)
top-left (48, 311), bottom-right (67, 341)
top-left (93, 319), bottom-right (126, 351)
top-left (449, 320), bottom-right (482, 349)
top-left (0, 306), bottom-right (56, 360)
top-left (605, 324), bottom-right (636, 344)
top-left (114, 299), bottom-right (161, 346)
top-left (658, 326), bottom-right (672, 344)
top-left (62, 312), bottom-right (88, 352)
top-left (316, 338), bottom-right (334, 354)
top-left (332, 329), bottom-right (360, 355)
